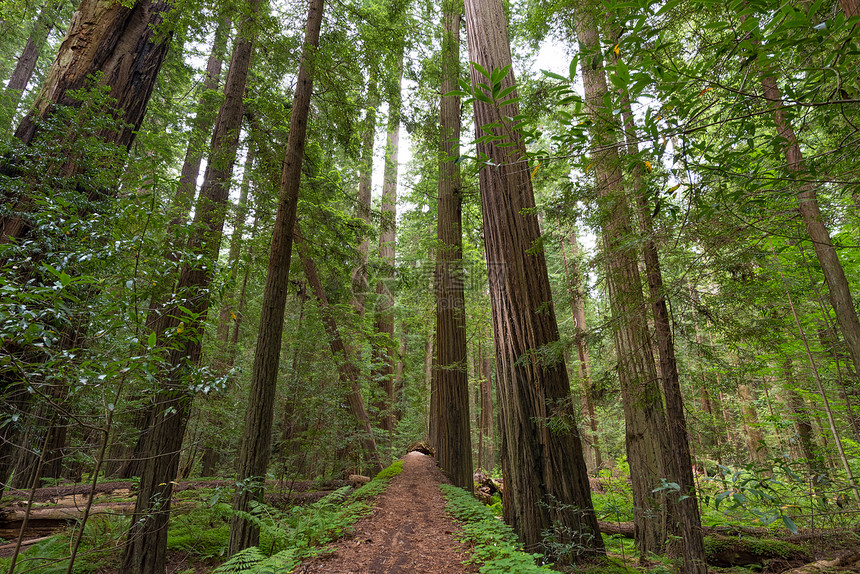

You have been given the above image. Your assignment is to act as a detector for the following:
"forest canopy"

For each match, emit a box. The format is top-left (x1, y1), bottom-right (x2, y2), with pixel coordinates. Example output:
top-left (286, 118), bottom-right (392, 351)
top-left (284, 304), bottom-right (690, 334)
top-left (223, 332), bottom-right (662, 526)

top-left (0, 0), bottom-right (858, 571)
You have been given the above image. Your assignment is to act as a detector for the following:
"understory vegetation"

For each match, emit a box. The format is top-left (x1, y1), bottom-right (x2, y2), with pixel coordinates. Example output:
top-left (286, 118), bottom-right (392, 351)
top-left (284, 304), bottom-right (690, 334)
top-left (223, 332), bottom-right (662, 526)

top-left (1, 0), bottom-right (859, 569)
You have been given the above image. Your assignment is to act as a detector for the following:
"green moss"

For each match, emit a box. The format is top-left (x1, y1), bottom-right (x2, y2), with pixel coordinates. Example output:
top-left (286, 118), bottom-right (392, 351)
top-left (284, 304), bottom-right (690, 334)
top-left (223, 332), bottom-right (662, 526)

top-left (704, 534), bottom-right (808, 562)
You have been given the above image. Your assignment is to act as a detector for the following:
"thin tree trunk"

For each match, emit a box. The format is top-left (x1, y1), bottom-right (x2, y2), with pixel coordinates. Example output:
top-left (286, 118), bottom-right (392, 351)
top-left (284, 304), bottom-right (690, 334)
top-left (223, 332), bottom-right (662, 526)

top-left (294, 225), bottom-right (383, 473)
top-left (3, 1), bottom-right (56, 125)
top-left (350, 76), bottom-right (378, 317)
top-left (433, 0), bottom-right (472, 489)
top-left (216, 143), bottom-right (255, 364)
top-left (759, 74), bottom-right (860, 387)
top-left (571, 2), bottom-right (670, 557)
top-left (738, 383), bottom-right (768, 464)
top-left (769, 241), bottom-right (860, 501)
top-left (174, 20), bottom-right (230, 217)
top-left (559, 231), bottom-right (602, 473)
top-left (463, 0), bottom-right (604, 560)
top-left (371, 46), bottom-right (403, 439)
top-left (480, 349), bottom-right (494, 470)
top-left (228, 0), bottom-right (324, 554)
top-left (120, 3), bottom-right (257, 570)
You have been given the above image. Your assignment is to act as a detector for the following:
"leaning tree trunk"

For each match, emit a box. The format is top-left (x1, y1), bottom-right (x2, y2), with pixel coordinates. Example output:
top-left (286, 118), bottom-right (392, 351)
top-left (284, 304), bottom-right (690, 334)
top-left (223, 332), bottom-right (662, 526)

top-left (295, 225), bottom-right (384, 473)
top-left (228, 0), bottom-right (324, 554)
top-left (120, 2), bottom-right (257, 570)
top-left (463, 0), bottom-right (604, 561)
top-left (433, 0), bottom-right (472, 490)
top-left (571, 2), bottom-right (671, 557)
top-left (759, 73), bottom-right (860, 387)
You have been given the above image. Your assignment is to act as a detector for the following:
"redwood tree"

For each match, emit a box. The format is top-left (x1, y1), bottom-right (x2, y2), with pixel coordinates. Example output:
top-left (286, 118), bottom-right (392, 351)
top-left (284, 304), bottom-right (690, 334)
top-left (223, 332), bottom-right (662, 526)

top-left (121, 2), bottom-right (259, 570)
top-left (463, 0), bottom-right (604, 560)
top-left (228, 0), bottom-right (325, 553)
top-left (433, 0), bottom-right (472, 489)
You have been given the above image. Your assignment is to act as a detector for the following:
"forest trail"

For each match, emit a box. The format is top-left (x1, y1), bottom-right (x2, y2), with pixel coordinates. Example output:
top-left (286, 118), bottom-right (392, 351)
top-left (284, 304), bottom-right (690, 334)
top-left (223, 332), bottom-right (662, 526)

top-left (294, 451), bottom-right (475, 574)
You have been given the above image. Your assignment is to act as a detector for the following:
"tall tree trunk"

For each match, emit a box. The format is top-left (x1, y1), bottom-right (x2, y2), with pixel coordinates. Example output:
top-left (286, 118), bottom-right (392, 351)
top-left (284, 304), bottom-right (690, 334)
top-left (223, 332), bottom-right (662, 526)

top-left (294, 225), bottom-right (384, 473)
top-left (350, 76), bottom-right (378, 317)
top-left (759, 74), bottom-right (860, 387)
top-left (433, 0), bottom-right (472, 489)
top-left (559, 231), bottom-right (602, 473)
top-left (616, 48), bottom-right (707, 571)
top-left (216, 143), bottom-right (255, 366)
top-left (371, 46), bottom-right (403, 438)
top-left (174, 20), bottom-right (230, 216)
top-left (228, 0), bottom-right (324, 554)
top-left (571, 2), bottom-right (670, 557)
top-left (463, 0), bottom-right (604, 560)
top-left (3, 1), bottom-right (56, 125)
top-left (120, 2), bottom-right (257, 570)
top-left (480, 350), bottom-right (494, 470)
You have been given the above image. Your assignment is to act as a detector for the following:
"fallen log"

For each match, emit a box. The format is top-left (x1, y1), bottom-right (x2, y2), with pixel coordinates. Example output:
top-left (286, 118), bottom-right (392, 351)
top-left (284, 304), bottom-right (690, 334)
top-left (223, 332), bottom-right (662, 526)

top-left (0, 535), bottom-right (55, 552)
top-left (782, 550), bottom-right (860, 573)
top-left (0, 502), bottom-right (136, 522)
top-left (597, 520), bottom-right (860, 543)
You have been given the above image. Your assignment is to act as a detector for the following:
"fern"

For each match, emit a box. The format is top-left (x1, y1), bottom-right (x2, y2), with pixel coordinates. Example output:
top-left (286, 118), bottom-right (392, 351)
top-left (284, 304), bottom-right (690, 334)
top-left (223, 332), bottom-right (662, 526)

top-left (212, 547), bottom-right (268, 573)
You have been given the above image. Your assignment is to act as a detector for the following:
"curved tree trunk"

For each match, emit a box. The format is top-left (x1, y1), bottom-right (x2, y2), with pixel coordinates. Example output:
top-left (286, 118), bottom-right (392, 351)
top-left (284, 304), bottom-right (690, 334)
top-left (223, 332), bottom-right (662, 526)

top-left (463, 0), bottom-right (604, 561)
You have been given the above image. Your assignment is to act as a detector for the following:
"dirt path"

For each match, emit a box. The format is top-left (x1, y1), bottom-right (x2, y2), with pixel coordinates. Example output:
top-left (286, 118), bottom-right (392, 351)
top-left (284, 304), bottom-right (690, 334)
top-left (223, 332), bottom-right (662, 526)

top-left (294, 451), bottom-right (475, 574)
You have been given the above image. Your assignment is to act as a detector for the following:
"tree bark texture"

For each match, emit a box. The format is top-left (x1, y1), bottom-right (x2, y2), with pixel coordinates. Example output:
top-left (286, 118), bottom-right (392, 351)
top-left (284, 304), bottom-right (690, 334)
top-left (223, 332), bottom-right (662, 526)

top-left (120, 4), bottom-right (257, 571)
top-left (228, 0), bottom-right (324, 554)
top-left (434, 0), bottom-right (472, 490)
top-left (617, 58), bottom-right (707, 571)
top-left (14, 0), bottom-right (170, 148)
top-left (759, 74), bottom-right (860, 388)
top-left (464, 0), bottom-right (604, 560)
top-left (1, 0), bottom-right (172, 242)
top-left (572, 3), bottom-right (671, 557)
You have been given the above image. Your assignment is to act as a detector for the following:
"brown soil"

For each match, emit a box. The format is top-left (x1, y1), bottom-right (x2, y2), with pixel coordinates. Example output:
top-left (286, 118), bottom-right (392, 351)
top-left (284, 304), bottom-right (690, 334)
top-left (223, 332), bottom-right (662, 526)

top-left (294, 451), bottom-right (476, 574)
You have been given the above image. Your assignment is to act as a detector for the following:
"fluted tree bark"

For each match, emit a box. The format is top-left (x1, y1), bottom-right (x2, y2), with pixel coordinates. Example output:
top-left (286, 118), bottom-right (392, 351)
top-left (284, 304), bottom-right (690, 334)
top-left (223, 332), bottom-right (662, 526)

top-left (433, 0), bottom-right (472, 490)
top-left (571, 1), bottom-right (672, 557)
top-left (463, 0), bottom-right (604, 561)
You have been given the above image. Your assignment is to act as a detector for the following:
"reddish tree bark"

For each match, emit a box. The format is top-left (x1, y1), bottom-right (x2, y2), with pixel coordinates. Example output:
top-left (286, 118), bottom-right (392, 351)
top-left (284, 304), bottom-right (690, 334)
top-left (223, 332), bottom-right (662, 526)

top-left (464, 0), bottom-right (603, 559)
top-left (228, 0), bottom-right (324, 554)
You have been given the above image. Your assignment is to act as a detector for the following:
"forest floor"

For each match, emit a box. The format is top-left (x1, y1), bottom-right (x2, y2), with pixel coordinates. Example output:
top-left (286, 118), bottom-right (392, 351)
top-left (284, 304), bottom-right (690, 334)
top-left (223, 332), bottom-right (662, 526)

top-left (293, 451), bottom-right (476, 574)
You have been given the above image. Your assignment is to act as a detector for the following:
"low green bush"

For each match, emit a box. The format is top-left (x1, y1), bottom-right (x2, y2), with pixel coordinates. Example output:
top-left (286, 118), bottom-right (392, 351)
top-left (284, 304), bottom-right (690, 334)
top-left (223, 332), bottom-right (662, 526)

top-left (440, 483), bottom-right (555, 574)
